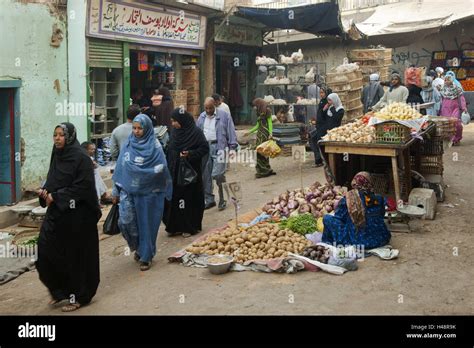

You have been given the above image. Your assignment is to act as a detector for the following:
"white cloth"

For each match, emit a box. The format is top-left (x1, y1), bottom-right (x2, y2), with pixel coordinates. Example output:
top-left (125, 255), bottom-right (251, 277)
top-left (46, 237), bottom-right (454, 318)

top-left (217, 102), bottom-right (231, 116)
top-left (370, 73), bottom-right (380, 81)
top-left (433, 77), bottom-right (444, 90)
top-left (203, 114), bottom-right (217, 141)
top-left (94, 167), bottom-right (107, 200)
top-left (327, 93), bottom-right (344, 116)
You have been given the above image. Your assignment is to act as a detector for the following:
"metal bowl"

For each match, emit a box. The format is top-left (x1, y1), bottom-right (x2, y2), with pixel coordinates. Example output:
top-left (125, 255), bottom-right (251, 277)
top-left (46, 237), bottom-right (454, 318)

top-left (206, 255), bottom-right (234, 275)
top-left (11, 205), bottom-right (35, 214)
top-left (397, 205), bottom-right (426, 217)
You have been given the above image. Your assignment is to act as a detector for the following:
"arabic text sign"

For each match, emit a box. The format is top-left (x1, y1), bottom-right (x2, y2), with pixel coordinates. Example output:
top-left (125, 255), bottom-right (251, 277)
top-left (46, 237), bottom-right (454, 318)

top-left (215, 24), bottom-right (262, 47)
top-left (87, 0), bottom-right (206, 50)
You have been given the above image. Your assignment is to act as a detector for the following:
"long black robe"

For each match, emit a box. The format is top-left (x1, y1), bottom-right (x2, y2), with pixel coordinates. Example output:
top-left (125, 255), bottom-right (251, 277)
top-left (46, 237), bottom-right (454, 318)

top-left (163, 111), bottom-right (209, 235)
top-left (36, 123), bottom-right (101, 305)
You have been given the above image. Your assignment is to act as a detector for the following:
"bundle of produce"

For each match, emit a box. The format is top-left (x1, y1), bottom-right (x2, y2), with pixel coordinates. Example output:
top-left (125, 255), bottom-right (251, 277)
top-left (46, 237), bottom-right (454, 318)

top-left (374, 102), bottom-right (422, 120)
top-left (301, 245), bottom-right (330, 263)
top-left (279, 213), bottom-right (317, 235)
top-left (256, 139), bottom-right (281, 158)
top-left (321, 119), bottom-right (375, 143)
top-left (185, 223), bottom-right (312, 263)
top-left (261, 182), bottom-right (346, 218)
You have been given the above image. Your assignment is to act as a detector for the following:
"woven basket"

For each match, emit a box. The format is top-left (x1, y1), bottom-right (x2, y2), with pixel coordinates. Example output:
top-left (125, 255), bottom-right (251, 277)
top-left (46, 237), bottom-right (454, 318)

top-left (345, 105), bottom-right (364, 120)
top-left (375, 122), bottom-right (411, 144)
top-left (420, 136), bottom-right (445, 156)
top-left (349, 48), bottom-right (392, 61)
top-left (371, 173), bottom-right (389, 194)
top-left (345, 98), bottom-right (363, 110)
top-left (429, 116), bottom-right (457, 139)
top-left (410, 155), bottom-right (444, 175)
top-left (388, 170), bottom-right (409, 198)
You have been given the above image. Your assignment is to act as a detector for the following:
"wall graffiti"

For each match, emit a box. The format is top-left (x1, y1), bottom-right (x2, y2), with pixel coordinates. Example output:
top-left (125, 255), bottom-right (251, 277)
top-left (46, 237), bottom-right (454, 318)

top-left (391, 48), bottom-right (432, 68)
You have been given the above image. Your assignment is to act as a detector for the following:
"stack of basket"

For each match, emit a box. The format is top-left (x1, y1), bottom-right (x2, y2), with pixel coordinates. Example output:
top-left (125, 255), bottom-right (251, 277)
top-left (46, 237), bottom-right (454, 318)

top-left (326, 69), bottom-right (364, 122)
top-left (348, 48), bottom-right (392, 84)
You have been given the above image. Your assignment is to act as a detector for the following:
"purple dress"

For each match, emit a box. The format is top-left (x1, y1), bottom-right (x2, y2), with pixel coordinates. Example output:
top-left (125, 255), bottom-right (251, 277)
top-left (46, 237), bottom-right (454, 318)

top-left (439, 95), bottom-right (466, 143)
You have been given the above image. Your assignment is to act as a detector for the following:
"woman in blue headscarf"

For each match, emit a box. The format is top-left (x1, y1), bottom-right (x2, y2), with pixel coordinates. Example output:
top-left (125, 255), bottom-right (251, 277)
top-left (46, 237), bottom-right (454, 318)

top-left (445, 71), bottom-right (464, 91)
top-left (112, 114), bottom-right (172, 271)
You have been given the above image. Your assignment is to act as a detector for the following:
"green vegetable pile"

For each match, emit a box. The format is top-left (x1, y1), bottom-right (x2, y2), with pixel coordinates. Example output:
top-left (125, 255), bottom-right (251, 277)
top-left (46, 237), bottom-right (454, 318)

top-left (20, 236), bottom-right (39, 246)
top-left (279, 213), bottom-right (317, 235)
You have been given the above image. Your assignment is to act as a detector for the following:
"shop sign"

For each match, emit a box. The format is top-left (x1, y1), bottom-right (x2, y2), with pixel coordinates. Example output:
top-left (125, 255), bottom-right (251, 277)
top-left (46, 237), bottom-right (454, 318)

top-left (215, 24), bottom-right (262, 47)
top-left (87, 0), bottom-right (207, 50)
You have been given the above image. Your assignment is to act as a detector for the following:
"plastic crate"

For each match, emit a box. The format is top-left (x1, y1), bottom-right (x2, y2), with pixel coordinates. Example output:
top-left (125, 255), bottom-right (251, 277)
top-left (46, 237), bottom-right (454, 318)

top-left (420, 136), bottom-right (445, 155)
top-left (410, 155), bottom-right (444, 175)
top-left (375, 122), bottom-right (411, 144)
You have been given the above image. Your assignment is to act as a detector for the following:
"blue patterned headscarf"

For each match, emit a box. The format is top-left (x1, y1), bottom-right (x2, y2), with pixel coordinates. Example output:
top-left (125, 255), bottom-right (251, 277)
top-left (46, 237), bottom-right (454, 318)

top-left (445, 71), bottom-right (463, 91)
top-left (113, 114), bottom-right (172, 198)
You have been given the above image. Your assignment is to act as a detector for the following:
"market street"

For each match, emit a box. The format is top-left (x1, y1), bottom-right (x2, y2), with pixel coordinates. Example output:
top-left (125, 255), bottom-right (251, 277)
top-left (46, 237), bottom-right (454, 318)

top-left (1, 125), bottom-right (473, 316)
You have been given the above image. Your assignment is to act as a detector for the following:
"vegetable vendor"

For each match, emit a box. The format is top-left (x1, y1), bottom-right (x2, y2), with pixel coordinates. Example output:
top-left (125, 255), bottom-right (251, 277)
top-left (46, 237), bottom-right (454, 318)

top-left (322, 172), bottom-right (391, 250)
top-left (246, 98), bottom-right (277, 179)
top-left (372, 73), bottom-right (409, 111)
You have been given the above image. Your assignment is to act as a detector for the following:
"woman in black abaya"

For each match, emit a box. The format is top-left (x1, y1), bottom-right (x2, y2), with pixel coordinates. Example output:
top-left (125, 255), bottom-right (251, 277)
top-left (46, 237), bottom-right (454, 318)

top-left (36, 123), bottom-right (101, 312)
top-left (163, 109), bottom-right (209, 237)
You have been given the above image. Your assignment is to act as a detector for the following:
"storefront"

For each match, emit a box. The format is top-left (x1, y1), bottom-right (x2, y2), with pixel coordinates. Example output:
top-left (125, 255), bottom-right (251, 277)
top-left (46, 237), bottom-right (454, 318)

top-left (85, 0), bottom-right (208, 149)
top-left (214, 21), bottom-right (263, 125)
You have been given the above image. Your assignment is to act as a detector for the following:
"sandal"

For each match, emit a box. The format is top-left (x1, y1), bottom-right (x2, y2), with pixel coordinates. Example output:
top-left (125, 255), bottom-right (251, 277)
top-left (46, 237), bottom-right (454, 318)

top-left (182, 232), bottom-right (192, 238)
top-left (61, 303), bottom-right (81, 312)
top-left (48, 299), bottom-right (67, 307)
top-left (140, 262), bottom-right (151, 271)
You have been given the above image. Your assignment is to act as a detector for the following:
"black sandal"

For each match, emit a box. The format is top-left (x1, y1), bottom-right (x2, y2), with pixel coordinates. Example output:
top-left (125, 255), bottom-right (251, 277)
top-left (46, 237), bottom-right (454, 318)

top-left (140, 262), bottom-right (151, 271)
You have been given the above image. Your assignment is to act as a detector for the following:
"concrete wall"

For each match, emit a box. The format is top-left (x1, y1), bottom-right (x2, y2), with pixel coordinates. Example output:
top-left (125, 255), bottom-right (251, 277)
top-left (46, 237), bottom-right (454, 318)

top-left (0, 0), bottom-right (68, 190)
top-left (263, 20), bottom-right (474, 77)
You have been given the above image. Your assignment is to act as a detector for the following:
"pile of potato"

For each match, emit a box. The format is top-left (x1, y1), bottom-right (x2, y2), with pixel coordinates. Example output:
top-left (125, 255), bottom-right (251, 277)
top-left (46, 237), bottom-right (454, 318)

top-left (322, 119), bottom-right (375, 143)
top-left (374, 102), bottom-right (422, 120)
top-left (185, 223), bottom-right (312, 263)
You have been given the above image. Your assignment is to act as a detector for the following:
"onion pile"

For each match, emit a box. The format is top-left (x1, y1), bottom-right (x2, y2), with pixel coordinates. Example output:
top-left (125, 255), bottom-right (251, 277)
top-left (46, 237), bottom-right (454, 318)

top-left (262, 181), bottom-right (347, 218)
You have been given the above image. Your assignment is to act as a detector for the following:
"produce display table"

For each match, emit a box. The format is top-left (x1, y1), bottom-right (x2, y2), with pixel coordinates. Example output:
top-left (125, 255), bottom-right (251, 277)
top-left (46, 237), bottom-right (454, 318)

top-left (320, 124), bottom-right (435, 203)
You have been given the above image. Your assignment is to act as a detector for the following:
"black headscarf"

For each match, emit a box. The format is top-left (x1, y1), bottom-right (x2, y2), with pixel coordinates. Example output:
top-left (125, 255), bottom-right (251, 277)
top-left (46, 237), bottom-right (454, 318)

top-left (155, 87), bottom-right (174, 128)
top-left (168, 109), bottom-right (204, 152)
top-left (43, 122), bottom-right (86, 192)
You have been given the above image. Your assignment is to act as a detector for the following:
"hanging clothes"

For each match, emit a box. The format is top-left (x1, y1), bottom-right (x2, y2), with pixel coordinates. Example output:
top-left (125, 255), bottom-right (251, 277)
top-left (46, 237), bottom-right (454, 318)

top-left (138, 52), bottom-right (148, 72)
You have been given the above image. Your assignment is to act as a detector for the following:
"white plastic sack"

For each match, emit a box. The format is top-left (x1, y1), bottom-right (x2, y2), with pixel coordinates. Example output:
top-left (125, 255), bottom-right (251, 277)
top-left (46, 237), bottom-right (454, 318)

top-left (461, 111), bottom-right (470, 125)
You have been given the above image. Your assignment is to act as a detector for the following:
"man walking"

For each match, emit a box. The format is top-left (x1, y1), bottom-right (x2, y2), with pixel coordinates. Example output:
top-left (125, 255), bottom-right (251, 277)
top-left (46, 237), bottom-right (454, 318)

top-left (110, 104), bottom-right (141, 160)
top-left (197, 97), bottom-right (238, 211)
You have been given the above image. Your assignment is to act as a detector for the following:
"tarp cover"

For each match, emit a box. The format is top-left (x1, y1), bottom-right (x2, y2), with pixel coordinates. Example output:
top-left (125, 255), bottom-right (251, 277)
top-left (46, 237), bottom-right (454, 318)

top-left (237, 2), bottom-right (343, 36)
top-left (356, 0), bottom-right (474, 37)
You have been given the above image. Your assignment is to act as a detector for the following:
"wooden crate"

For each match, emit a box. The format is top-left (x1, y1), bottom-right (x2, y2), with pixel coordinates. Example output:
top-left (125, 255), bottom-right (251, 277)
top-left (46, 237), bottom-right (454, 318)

top-left (420, 136), bottom-right (445, 156)
top-left (375, 122), bottom-right (411, 144)
top-left (410, 155), bottom-right (444, 175)
top-left (349, 48), bottom-right (392, 61)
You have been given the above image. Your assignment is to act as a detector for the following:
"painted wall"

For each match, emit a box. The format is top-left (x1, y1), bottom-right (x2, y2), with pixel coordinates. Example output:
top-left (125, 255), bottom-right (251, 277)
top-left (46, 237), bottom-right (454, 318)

top-left (0, 0), bottom-right (68, 190)
top-left (264, 20), bottom-right (474, 77)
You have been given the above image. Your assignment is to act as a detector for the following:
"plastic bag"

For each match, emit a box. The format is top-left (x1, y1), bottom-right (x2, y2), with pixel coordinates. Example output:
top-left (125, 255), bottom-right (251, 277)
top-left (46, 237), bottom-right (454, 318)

top-left (328, 254), bottom-right (358, 271)
top-left (103, 204), bottom-right (120, 235)
top-left (177, 158), bottom-right (197, 186)
top-left (256, 139), bottom-right (281, 158)
top-left (461, 111), bottom-right (470, 125)
top-left (404, 67), bottom-right (424, 87)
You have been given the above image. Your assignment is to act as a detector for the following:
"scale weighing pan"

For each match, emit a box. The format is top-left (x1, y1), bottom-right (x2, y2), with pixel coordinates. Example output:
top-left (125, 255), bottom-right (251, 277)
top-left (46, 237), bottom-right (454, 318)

top-left (397, 205), bottom-right (425, 217)
top-left (32, 206), bottom-right (47, 216)
top-left (11, 205), bottom-right (35, 214)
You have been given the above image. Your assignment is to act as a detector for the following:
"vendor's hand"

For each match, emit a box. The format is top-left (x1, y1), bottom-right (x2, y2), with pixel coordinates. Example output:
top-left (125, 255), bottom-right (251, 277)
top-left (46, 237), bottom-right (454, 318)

top-left (180, 151), bottom-right (189, 158)
top-left (323, 104), bottom-right (329, 111)
top-left (112, 196), bottom-right (119, 205)
top-left (46, 193), bottom-right (54, 207)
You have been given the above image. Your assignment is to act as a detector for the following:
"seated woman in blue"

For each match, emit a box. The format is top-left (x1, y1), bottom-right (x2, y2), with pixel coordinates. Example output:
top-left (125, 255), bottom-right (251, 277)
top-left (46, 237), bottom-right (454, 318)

top-left (322, 172), bottom-right (391, 250)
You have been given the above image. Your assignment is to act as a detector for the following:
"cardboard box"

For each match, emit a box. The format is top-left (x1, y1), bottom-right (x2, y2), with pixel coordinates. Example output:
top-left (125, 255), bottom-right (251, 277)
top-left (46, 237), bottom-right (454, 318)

top-left (182, 82), bottom-right (200, 93)
top-left (183, 69), bottom-right (200, 81)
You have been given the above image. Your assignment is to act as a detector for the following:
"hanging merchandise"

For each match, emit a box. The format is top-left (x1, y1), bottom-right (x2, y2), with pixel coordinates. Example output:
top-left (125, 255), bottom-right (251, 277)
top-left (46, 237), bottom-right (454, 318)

top-left (165, 55), bottom-right (173, 70)
top-left (138, 52), bottom-right (148, 72)
top-left (154, 53), bottom-right (165, 68)
top-left (148, 68), bottom-right (153, 82)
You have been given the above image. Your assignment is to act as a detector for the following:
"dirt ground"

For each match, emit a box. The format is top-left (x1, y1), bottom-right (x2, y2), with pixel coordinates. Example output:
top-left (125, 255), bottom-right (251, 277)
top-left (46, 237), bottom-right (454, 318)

top-left (1, 125), bottom-right (473, 315)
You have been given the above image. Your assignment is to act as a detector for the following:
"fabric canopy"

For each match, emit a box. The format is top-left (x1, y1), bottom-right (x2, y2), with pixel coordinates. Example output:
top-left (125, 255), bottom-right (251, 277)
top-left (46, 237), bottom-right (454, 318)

top-left (356, 0), bottom-right (474, 37)
top-left (236, 2), bottom-right (343, 37)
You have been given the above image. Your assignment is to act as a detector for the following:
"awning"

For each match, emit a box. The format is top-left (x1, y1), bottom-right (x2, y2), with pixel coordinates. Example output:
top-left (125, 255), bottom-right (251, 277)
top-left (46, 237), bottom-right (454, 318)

top-left (356, 0), bottom-right (474, 37)
top-left (236, 2), bottom-right (344, 37)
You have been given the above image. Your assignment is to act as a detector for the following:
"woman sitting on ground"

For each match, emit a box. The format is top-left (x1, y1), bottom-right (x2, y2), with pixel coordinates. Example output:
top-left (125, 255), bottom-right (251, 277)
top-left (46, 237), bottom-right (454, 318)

top-left (322, 172), bottom-right (391, 250)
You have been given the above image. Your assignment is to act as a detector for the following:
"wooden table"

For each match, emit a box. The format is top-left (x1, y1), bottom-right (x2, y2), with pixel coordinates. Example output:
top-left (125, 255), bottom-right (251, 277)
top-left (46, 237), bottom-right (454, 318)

top-left (321, 140), bottom-right (417, 204)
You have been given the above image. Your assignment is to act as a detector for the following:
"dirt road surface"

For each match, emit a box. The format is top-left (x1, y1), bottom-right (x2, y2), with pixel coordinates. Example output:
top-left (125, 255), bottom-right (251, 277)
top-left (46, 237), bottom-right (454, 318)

top-left (1, 125), bottom-right (473, 315)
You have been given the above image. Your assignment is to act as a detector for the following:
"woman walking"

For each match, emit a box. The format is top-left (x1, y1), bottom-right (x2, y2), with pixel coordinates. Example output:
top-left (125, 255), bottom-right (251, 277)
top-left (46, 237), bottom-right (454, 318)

top-left (36, 123), bottom-right (101, 312)
top-left (439, 75), bottom-right (467, 146)
top-left (247, 98), bottom-right (276, 178)
top-left (421, 76), bottom-right (441, 116)
top-left (112, 114), bottom-right (172, 271)
top-left (164, 109), bottom-right (209, 237)
top-left (310, 86), bottom-right (332, 167)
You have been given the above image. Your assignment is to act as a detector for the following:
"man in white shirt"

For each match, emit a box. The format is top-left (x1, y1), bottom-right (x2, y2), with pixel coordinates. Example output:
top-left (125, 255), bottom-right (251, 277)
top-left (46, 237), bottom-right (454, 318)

top-left (110, 104), bottom-right (141, 160)
top-left (197, 97), bottom-right (238, 211)
top-left (212, 94), bottom-right (231, 118)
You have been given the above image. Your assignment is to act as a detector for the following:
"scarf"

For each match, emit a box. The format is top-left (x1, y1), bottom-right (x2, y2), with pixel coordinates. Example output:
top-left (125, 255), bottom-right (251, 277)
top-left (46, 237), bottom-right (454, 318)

top-left (253, 98), bottom-right (271, 117)
top-left (168, 109), bottom-right (205, 153)
top-left (445, 71), bottom-right (463, 91)
top-left (441, 76), bottom-right (463, 100)
top-left (43, 122), bottom-right (85, 193)
top-left (346, 171), bottom-right (373, 230)
top-left (113, 114), bottom-right (172, 198)
top-left (326, 93), bottom-right (343, 117)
